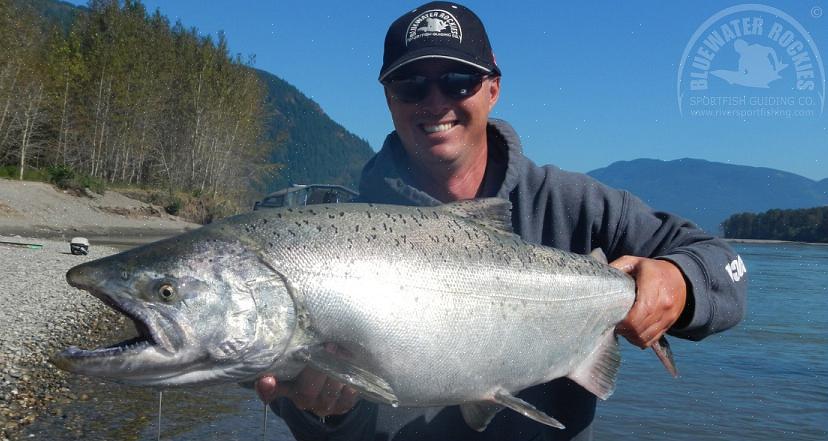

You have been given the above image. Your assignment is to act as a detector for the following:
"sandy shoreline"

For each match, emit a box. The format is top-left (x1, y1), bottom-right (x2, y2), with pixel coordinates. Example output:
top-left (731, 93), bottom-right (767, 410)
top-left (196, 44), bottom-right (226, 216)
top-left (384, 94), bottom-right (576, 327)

top-left (0, 225), bottom-right (191, 247)
top-left (0, 179), bottom-right (198, 238)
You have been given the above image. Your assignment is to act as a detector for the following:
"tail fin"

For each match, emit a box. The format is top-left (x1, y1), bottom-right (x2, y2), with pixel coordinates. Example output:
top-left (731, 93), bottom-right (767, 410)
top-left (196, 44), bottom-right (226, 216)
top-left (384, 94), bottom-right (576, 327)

top-left (652, 336), bottom-right (678, 377)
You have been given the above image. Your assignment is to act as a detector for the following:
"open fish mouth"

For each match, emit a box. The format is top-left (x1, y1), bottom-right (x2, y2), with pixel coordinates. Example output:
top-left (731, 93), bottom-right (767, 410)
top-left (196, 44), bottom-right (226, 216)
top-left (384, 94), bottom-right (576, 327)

top-left (58, 294), bottom-right (173, 360)
top-left (53, 267), bottom-right (181, 374)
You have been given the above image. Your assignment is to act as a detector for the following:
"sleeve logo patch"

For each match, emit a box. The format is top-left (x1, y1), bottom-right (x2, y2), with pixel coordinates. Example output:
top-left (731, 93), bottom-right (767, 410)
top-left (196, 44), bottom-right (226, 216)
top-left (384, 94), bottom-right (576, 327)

top-left (725, 255), bottom-right (747, 282)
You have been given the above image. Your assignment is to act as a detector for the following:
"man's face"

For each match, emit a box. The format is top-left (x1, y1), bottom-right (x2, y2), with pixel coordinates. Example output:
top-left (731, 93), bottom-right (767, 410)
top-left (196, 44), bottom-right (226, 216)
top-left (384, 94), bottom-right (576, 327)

top-left (384, 60), bottom-right (500, 169)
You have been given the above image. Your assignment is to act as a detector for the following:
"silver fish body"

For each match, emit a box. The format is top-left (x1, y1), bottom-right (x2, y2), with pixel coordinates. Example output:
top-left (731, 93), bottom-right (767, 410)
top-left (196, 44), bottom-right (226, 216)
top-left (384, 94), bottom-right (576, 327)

top-left (54, 199), bottom-right (664, 430)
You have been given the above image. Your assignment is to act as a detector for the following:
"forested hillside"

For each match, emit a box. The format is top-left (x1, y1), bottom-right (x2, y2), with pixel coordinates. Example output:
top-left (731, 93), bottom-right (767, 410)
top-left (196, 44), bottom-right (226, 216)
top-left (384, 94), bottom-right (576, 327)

top-left (722, 206), bottom-right (828, 243)
top-left (257, 70), bottom-right (374, 193)
top-left (1, 0), bottom-right (267, 200)
top-left (0, 0), bottom-right (374, 214)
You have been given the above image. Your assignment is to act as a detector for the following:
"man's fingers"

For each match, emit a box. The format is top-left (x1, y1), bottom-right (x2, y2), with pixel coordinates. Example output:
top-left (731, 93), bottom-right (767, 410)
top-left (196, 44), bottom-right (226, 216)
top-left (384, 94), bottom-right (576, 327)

top-left (612, 256), bottom-right (689, 350)
top-left (255, 375), bottom-right (290, 404)
top-left (635, 322), bottom-right (665, 348)
top-left (254, 366), bottom-right (361, 418)
top-left (292, 369), bottom-right (329, 409)
top-left (332, 386), bottom-right (360, 415)
top-left (315, 377), bottom-right (346, 417)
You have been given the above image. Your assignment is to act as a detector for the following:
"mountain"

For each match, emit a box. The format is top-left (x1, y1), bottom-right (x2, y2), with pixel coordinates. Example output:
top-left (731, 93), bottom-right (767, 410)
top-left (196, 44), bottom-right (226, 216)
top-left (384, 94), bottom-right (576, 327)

top-left (818, 179), bottom-right (828, 197)
top-left (13, 0), bottom-right (85, 32)
top-left (587, 158), bottom-right (828, 234)
top-left (29, 0), bottom-right (374, 195)
top-left (256, 69), bottom-right (374, 193)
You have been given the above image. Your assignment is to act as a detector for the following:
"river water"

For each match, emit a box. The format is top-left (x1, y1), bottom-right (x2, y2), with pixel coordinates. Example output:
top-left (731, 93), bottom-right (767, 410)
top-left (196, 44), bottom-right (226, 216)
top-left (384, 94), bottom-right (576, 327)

top-left (595, 243), bottom-right (828, 440)
top-left (21, 243), bottom-right (828, 440)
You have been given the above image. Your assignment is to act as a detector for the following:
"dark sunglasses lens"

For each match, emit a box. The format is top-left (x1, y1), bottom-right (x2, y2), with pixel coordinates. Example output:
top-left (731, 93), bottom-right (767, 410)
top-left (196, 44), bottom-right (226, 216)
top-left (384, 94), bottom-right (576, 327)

top-left (439, 73), bottom-right (485, 99)
top-left (384, 73), bottom-right (486, 102)
top-left (386, 77), bottom-right (428, 103)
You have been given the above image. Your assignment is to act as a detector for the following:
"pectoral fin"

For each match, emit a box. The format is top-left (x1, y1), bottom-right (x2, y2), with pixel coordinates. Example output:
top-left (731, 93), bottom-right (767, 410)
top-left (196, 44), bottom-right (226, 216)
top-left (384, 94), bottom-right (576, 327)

top-left (492, 390), bottom-right (565, 429)
top-left (296, 346), bottom-right (399, 406)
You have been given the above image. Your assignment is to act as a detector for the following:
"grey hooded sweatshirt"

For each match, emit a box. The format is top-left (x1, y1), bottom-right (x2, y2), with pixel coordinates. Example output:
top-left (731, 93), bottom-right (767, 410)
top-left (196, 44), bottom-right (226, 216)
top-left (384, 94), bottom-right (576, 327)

top-left (272, 119), bottom-right (747, 441)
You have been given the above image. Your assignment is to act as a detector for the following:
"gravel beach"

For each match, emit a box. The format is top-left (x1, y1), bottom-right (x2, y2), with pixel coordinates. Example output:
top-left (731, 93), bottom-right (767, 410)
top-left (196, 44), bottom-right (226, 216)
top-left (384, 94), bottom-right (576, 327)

top-left (0, 179), bottom-right (200, 440)
top-left (0, 235), bottom-right (126, 440)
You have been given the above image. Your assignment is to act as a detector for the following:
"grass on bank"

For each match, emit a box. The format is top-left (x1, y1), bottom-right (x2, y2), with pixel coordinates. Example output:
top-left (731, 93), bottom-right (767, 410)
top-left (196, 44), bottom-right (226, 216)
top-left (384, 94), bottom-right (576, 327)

top-left (113, 188), bottom-right (241, 225)
top-left (0, 164), bottom-right (106, 194)
top-left (1, 165), bottom-right (244, 225)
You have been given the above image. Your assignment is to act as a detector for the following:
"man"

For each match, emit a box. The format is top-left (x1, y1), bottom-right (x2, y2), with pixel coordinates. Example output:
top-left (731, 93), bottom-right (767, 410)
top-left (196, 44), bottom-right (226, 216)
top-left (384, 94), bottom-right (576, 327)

top-left (256, 2), bottom-right (747, 440)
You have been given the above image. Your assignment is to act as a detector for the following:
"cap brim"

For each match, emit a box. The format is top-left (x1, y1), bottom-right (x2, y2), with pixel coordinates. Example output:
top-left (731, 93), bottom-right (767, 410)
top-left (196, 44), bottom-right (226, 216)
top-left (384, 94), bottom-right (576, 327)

top-left (379, 47), bottom-right (497, 81)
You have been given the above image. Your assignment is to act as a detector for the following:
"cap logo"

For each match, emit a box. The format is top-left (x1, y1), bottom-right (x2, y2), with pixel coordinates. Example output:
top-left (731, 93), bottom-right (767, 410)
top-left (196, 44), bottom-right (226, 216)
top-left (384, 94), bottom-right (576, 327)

top-left (406, 9), bottom-right (462, 46)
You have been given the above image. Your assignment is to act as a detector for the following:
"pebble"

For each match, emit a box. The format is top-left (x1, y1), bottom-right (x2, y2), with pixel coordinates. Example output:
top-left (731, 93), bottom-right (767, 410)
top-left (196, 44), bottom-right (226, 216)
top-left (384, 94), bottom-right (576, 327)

top-left (0, 236), bottom-right (126, 440)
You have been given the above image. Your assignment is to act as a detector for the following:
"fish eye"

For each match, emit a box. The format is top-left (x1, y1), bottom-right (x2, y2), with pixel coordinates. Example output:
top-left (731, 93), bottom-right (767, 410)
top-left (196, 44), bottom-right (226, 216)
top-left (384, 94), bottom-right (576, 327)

top-left (158, 284), bottom-right (176, 301)
top-left (121, 271), bottom-right (129, 281)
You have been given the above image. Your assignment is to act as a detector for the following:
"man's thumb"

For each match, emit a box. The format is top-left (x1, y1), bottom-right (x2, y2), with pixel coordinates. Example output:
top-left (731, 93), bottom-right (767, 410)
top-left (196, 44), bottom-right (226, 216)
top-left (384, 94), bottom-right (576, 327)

top-left (609, 255), bottom-right (639, 274)
top-left (255, 376), bottom-right (280, 404)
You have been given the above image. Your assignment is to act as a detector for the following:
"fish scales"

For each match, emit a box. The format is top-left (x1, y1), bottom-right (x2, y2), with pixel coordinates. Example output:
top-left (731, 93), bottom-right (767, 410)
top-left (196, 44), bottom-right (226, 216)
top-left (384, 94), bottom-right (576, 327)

top-left (54, 199), bottom-right (672, 431)
top-left (230, 202), bottom-right (634, 403)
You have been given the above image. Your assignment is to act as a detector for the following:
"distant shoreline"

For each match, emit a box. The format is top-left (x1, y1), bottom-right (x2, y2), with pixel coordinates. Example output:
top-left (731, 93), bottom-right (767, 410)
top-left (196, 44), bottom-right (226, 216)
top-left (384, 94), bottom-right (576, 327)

top-left (0, 179), bottom-right (199, 248)
top-left (0, 224), bottom-right (193, 246)
top-left (725, 238), bottom-right (828, 246)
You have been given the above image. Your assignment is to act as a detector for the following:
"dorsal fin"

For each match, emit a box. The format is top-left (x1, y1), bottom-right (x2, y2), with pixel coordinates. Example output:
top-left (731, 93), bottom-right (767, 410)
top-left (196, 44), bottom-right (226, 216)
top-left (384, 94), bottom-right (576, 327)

top-left (588, 248), bottom-right (608, 264)
top-left (439, 198), bottom-right (513, 233)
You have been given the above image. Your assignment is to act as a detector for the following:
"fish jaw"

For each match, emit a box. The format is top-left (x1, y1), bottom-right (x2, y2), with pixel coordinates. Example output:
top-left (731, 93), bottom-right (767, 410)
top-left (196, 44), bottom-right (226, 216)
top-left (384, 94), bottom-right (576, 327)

top-left (65, 261), bottom-right (181, 353)
top-left (52, 339), bottom-right (274, 386)
top-left (53, 260), bottom-right (206, 385)
top-left (52, 233), bottom-right (299, 387)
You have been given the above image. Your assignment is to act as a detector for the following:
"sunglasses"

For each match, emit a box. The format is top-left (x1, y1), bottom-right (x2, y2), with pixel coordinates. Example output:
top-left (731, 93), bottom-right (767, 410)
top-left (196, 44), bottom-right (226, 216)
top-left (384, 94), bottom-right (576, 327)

top-left (382, 72), bottom-right (491, 103)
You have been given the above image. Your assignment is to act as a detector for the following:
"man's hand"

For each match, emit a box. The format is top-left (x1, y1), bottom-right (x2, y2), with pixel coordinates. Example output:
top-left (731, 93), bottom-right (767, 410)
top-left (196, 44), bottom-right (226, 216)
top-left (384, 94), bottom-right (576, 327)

top-left (255, 366), bottom-right (360, 418)
top-left (611, 256), bottom-right (687, 348)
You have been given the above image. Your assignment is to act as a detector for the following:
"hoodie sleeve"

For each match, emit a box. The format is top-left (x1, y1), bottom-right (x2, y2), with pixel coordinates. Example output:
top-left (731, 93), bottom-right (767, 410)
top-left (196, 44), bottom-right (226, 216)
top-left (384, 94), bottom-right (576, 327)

top-left (607, 190), bottom-right (747, 341)
top-left (275, 398), bottom-right (378, 441)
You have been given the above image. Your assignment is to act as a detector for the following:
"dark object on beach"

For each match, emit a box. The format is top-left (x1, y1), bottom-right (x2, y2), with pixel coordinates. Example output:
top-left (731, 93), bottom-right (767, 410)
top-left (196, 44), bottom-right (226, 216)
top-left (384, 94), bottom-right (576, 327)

top-left (0, 240), bottom-right (43, 250)
top-left (70, 237), bottom-right (89, 255)
top-left (253, 184), bottom-right (358, 210)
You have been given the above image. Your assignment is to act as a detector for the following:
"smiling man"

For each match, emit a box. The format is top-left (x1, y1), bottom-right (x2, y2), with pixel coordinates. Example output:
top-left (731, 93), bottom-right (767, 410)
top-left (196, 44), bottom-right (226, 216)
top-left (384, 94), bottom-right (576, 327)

top-left (382, 58), bottom-right (498, 203)
top-left (256, 2), bottom-right (747, 440)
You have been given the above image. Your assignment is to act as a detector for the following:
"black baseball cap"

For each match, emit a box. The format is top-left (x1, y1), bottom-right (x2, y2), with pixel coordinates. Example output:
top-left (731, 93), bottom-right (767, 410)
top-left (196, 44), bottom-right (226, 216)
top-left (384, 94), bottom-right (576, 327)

top-left (379, 1), bottom-right (501, 82)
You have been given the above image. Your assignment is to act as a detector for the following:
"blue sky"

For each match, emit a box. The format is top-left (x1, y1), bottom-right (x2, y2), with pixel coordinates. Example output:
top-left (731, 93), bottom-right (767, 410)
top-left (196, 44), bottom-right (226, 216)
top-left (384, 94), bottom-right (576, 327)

top-left (65, 0), bottom-right (828, 180)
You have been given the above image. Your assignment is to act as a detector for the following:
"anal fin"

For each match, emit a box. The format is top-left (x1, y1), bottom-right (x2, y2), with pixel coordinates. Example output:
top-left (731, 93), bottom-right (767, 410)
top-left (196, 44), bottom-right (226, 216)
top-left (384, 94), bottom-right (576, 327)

top-left (567, 330), bottom-right (621, 400)
top-left (459, 401), bottom-right (504, 432)
top-left (492, 390), bottom-right (565, 429)
top-left (296, 345), bottom-right (399, 406)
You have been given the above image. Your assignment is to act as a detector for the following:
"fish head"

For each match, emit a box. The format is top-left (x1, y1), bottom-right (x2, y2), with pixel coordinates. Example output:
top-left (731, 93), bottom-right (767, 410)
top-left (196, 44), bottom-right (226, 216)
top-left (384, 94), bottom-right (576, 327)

top-left (52, 228), bottom-right (298, 387)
